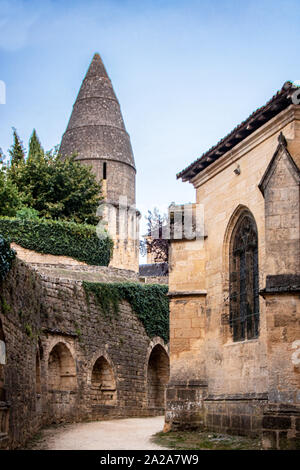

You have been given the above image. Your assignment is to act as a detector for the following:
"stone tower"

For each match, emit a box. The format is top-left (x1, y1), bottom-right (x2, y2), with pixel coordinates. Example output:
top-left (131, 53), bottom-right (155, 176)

top-left (60, 53), bottom-right (139, 272)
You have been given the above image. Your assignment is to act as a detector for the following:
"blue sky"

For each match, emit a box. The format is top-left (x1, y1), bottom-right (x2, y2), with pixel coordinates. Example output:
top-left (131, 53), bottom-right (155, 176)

top-left (1, 0), bottom-right (300, 219)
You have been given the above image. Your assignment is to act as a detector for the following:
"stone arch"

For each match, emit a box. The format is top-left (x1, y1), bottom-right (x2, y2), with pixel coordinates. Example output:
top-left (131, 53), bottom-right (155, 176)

top-left (224, 206), bottom-right (260, 341)
top-left (223, 205), bottom-right (252, 276)
top-left (90, 355), bottom-right (117, 405)
top-left (48, 342), bottom-right (77, 392)
top-left (146, 340), bottom-right (170, 409)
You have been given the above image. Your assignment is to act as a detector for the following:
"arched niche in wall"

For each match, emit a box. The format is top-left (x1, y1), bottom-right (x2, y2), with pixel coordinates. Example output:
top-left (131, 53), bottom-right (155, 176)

top-left (48, 342), bottom-right (77, 392)
top-left (147, 344), bottom-right (170, 409)
top-left (90, 356), bottom-right (116, 405)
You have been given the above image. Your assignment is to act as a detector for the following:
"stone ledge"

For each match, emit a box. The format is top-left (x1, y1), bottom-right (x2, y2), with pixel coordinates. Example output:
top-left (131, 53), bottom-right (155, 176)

top-left (170, 237), bottom-right (208, 243)
top-left (91, 404), bottom-right (117, 409)
top-left (260, 274), bottom-right (300, 295)
top-left (167, 290), bottom-right (207, 298)
top-left (167, 379), bottom-right (208, 388)
top-left (204, 393), bottom-right (268, 401)
top-left (264, 403), bottom-right (300, 415)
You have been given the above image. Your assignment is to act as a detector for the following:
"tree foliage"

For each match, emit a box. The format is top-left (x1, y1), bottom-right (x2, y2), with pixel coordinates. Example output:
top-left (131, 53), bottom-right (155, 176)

top-left (0, 148), bottom-right (4, 164)
top-left (28, 129), bottom-right (43, 161)
top-left (16, 207), bottom-right (40, 220)
top-left (0, 235), bottom-right (15, 282)
top-left (7, 129), bottom-right (102, 225)
top-left (0, 167), bottom-right (21, 217)
top-left (8, 128), bottom-right (26, 167)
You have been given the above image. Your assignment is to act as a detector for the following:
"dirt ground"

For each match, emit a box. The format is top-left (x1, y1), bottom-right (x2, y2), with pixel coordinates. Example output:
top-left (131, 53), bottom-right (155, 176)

top-left (27, 416), bottom-right (167, 450)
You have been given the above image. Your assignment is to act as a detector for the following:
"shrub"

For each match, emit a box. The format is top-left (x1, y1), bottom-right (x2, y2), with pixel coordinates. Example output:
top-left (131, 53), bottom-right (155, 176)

top-left (16, 207), bottom-right (40, 220)
top-left (83, 282), bottom-right (169, 342)
top-left (0, 235), bottom-right (15, 282)
top-left (0, 217), bottom-right (113, 266)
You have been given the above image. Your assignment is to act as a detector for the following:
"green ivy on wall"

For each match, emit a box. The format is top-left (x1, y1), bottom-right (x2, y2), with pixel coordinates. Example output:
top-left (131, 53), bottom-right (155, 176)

top-left (82, 281), bottom-right (169, 342)
top-left (0, 235), bottom-right (15, 282)
top-left (0, 217), bottom-right (113, 266)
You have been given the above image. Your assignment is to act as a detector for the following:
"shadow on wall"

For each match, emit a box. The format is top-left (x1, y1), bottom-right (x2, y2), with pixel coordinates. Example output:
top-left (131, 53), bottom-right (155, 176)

top-left (47, 342), bottom-right (78, 422)
top-left (48, 342), bottom-right (77, 392)
top-left (147, 344), bottom-right (170, 409)
top-left (91, 356), bottom-right (117, 405)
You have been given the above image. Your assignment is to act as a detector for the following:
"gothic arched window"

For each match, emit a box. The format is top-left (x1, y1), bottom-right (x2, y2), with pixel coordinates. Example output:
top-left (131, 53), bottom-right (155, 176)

top-left (229, 211), bottom-right (259, 341)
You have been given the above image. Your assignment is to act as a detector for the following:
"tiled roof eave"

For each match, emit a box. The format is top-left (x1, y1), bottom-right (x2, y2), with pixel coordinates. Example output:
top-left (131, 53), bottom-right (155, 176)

top-left (177, 82), bottom-right (298, 182)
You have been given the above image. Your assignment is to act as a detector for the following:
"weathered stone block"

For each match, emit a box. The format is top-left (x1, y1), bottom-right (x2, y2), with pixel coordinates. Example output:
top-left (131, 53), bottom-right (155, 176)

top-left (262, 415), bottom-right (291, 430)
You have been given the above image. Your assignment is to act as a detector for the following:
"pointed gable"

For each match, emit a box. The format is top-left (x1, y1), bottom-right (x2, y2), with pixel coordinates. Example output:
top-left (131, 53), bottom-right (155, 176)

top-left (260, 132), bottom-right (300, 275)
top-left (259, 132), bottom-right (300, 195)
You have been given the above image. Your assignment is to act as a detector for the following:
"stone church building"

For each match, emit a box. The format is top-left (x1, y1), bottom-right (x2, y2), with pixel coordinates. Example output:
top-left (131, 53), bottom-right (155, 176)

top-left (166, 82), bottom-right (300, 449)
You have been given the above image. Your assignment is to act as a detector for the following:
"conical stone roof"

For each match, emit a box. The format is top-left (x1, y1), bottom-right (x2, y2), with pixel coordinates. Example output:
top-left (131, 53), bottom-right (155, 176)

top-left (59, 53), bottom-right (136, 170)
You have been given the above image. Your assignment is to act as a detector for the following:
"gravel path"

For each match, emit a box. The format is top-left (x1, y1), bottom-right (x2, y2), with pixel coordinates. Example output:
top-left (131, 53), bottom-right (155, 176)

top-left (29, 416), bottom-right (167, 450)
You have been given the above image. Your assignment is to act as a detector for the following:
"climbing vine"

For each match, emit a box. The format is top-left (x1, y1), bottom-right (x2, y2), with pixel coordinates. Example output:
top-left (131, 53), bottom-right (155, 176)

top-left (82, 282), bottom-right (169, 342)
top-left (0, 235), bottom-right (15, 282)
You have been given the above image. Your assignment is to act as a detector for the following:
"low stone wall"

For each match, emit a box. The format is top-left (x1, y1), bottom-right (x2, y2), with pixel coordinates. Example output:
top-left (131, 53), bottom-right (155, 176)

top-left (139, 276), bottom-right (168, 285)
top-left (139, 263), bottom-right (169, 285)
top-left (262, 404), bottom-right (300, 450)
top-left (11, 243), bottom-right (88, 266)
top-left (0, 259), bottom-right (169, 449)
top-left (203, 396), bottom-right (267, 438)
top-left (165, 385), bottom-right (300, 449)
top-left (165, 382), bottom-right (267, 437)
top-left (30, 263), bottom-right (139, 283)
top-left (165, 381), bottom-right (208, 431)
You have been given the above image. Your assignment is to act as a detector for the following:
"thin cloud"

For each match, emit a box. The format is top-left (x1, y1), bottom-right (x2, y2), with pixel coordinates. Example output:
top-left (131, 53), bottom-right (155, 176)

top-left (0, 0), bottom-right (42, 51)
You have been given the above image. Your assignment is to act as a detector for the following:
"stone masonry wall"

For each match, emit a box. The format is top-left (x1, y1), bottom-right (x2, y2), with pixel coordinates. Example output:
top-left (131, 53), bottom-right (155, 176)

top-left (0, 260), bottom-right (44, 449)
top-left (0, 259), bottom-right (169, 449)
